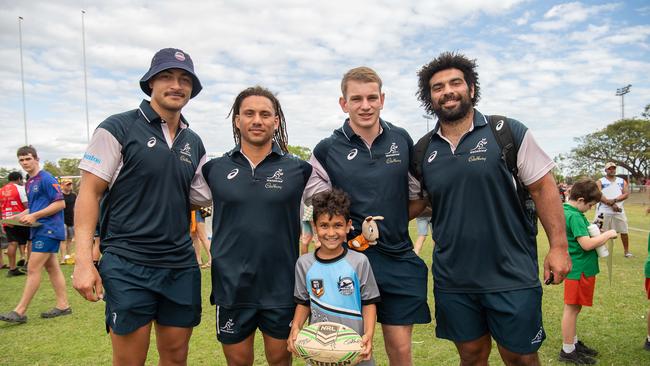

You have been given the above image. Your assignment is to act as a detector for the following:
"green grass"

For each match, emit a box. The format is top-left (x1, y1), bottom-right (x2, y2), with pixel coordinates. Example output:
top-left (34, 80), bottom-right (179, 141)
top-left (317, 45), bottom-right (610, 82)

top-left (1, 201), bottom-right (649, 365)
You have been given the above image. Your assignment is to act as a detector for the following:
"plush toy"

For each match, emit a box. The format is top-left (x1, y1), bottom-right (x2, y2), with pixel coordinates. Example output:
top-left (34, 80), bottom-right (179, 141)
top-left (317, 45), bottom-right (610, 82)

top-left (348, 216), bottom-right (384, 251)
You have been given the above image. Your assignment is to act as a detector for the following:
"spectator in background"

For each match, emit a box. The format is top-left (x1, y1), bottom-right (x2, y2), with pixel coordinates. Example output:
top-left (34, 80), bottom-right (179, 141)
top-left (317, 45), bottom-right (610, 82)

top-left (596, 162), bottom-right (631, 257)
top-left (59, 178), bottom-right (76, 264)
top-left (413, 206), bottom-right (432, 255)
top-left (1, 171), bottom-right (29, 276)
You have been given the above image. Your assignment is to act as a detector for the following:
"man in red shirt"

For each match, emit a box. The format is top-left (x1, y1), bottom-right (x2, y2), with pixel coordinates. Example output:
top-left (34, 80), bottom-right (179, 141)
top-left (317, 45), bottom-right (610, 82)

top-left (1, 171), bottom-right (29, 277)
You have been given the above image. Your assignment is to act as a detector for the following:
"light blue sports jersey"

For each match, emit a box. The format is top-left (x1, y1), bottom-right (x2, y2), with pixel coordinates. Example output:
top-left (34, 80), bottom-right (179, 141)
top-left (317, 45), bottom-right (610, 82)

top-left (294, 246), bottom-right (380, 336)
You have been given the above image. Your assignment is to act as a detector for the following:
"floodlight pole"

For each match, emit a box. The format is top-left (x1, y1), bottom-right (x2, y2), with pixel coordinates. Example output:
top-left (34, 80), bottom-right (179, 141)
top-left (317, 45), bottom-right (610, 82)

top-left (422, 114), bottom-right (433, 132)
top-left (18, 16), bottom-right (27, 145)
top-left (615, 84), bottom-right (631, 120)
top-left (82, 10), bottom-right (90, 142)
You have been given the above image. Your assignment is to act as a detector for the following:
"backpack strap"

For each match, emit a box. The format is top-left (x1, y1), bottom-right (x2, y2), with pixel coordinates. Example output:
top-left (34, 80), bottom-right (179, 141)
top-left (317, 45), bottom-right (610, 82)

top-left (409, 130), bottom-right (435, 199)
top-left (487, 115), bottom-right (538, 234)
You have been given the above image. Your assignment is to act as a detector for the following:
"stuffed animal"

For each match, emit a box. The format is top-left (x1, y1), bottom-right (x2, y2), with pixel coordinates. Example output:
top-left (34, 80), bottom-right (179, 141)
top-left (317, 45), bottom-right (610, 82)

top-left (348, 216), bottom-right (384, 251)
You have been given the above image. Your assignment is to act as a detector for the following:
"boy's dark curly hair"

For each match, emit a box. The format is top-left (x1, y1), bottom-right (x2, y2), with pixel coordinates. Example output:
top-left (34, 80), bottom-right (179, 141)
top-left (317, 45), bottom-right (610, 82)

top-left (311, 188), bottom-right (351, 223)
top-left (416, 51), bottom-right (481, 115)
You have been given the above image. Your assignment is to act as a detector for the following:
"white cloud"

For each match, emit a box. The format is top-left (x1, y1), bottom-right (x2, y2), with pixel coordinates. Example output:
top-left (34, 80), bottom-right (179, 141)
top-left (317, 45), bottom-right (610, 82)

top-left (532, 2), bottom-right (620, 31)
top-left (0, 0), bottom-right (647, 169)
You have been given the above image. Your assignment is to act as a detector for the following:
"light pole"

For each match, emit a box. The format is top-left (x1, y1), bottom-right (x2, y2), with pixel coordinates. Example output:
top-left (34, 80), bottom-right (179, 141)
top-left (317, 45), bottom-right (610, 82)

top-left (422, 114), bottom-right (433, 132)
top-left (18, 16), bottom-right (27, 145)
top-left (615, 84), bottom-right (631, 120)
top-left (82, 10), bottom-right (90, 142)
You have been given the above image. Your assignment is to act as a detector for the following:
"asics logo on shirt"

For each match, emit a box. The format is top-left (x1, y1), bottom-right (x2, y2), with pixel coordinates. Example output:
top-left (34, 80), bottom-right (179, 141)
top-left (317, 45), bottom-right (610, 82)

top-left (347, 149), bottom-right (358, 160)
top-left (495, 119), bottom-right (505, 131)
top-left (469, 138), bottom-right (488, 154)
top-left (427, 151), bottom-right (438, 163)
top-left (227, 169), bottom-right (239, 180)
top-left (147, 137), bottom-right (157, 148)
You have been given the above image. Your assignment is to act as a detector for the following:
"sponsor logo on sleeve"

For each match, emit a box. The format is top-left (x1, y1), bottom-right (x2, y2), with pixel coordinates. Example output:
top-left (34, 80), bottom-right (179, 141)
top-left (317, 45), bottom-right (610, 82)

top-left (83, 153), bottom-right (102, 164)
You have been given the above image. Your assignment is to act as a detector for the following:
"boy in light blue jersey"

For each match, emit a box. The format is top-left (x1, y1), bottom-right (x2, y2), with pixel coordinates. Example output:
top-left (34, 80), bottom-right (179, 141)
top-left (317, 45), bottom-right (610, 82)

top-left (289, 189), bottom-right (381, 365)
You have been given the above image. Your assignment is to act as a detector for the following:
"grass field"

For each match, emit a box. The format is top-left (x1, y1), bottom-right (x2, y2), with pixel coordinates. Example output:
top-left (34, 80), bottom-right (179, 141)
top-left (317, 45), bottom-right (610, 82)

top-left (0, 201), bottom-right (648, 365)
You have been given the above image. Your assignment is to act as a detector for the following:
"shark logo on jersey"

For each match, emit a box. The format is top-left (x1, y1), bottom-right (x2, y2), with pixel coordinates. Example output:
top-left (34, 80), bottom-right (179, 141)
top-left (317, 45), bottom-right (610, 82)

top-left (220, 318), bottom-right (235, 334)
top-left (337, 276), bottom-right (354, 295)
top-left (347, 149), bottom-right (358, 160)
top-left (311, 279), bottom-right (324, 297)
top-left (427, 150), bottom-right (438, 163)
top-left (469, 138), bottom-right (488, 154)
top-left (179, 143), bottom-right (192, 156)
top-left (227, 168), bottom-right (239, 180)
top-left (147, 137), bottom-right (157, 148)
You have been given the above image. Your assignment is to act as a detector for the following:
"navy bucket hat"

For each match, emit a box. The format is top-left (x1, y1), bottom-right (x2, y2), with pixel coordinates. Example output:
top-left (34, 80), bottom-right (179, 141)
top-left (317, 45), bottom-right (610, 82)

top-left (140, 48), bottom-right (203, 98)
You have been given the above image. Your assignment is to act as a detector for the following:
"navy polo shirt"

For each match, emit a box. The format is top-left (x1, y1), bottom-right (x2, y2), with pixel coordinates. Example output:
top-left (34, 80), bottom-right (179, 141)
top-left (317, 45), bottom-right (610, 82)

top-left (313, 119), bottom-right (414, 255)
top-left (85, 100), bottom-right (206, 268)
top-left (203, 144), bottom-right (312, 308)
top-left (421, 109), bottom-right (539, 293)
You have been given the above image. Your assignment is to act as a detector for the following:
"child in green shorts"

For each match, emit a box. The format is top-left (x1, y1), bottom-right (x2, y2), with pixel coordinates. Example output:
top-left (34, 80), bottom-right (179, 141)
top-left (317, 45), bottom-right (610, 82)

top-left (560, 178), bottom-right (617, 364)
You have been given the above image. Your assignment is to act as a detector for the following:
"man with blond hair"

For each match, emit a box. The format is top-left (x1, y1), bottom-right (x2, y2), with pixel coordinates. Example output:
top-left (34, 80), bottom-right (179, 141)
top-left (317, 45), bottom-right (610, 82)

top-left (304, 67), bottom-right (431, 365)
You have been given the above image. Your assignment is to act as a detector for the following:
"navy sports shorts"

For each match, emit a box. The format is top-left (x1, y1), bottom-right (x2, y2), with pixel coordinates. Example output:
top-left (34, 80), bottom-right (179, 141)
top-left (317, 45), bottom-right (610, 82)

top-left (215, 305), bottom-right (295, 344)
top-left (434, 286), bottom-right (545, 354)
top-left (363, 247), bottom-right (431, 325)
top-left (99, 252), bottom-right (202, 335)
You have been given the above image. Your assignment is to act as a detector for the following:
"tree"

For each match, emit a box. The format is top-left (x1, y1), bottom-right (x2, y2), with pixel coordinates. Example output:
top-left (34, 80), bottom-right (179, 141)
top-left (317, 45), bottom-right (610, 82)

top-left (571, 118), bottom-right (649, 181)
top-left (57, 158), bottom-right (81, 176)
top-left (42, 161), bottom-right (62, 177)
top-left (642, 103), bottom-right (650, 119)
top-left (41, 158), bottom-right (82, 178)
top-left (288, 145), bottom-right (312, 160)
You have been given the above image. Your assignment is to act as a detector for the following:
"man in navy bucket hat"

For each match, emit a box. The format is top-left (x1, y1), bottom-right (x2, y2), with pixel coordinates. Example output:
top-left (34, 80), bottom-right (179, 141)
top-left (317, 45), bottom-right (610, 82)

top-left (140, 48), bottom-right (203, 98)
top-left (73, 47), bottom-right (212, 365)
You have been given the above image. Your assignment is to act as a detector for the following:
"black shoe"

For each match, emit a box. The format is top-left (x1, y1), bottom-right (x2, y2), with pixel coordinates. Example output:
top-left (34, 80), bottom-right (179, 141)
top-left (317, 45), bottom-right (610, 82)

top-left (6, 268), bottom-right (25, 277)
top-left (575, 340), bottom-right (598, 357)
top-left (645, 339), bottom-right (650, 351)
top-left (559, 349), bottom-right (596, 364)
top-left (16, 259), bottom-right (25, 267)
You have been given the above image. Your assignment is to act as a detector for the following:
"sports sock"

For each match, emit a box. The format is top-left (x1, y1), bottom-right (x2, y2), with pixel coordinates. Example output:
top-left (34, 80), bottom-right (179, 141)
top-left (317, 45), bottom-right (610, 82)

top-left (563, 343), bottom-right (576, 353)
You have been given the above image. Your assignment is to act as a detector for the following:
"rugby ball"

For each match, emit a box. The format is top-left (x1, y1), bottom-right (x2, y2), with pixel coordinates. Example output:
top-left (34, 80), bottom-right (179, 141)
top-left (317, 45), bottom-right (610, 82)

top-left (294, 321), bottom-right (363, 365)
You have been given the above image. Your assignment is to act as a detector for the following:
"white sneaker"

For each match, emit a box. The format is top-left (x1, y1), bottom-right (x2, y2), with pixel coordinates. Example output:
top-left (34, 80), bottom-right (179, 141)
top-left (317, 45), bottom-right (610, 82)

top-left (624, 252), bottom-right (633, 258)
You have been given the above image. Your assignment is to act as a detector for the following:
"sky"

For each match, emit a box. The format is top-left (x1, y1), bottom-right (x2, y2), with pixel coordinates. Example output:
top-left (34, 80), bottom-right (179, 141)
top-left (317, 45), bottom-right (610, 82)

top-left (0, 0), bottom-right (648, 171)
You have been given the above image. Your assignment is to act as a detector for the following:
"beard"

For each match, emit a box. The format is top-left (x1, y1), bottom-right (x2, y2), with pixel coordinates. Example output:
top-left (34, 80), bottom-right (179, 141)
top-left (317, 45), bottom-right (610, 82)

top-left (431, 92), bottom-right (473, 125)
